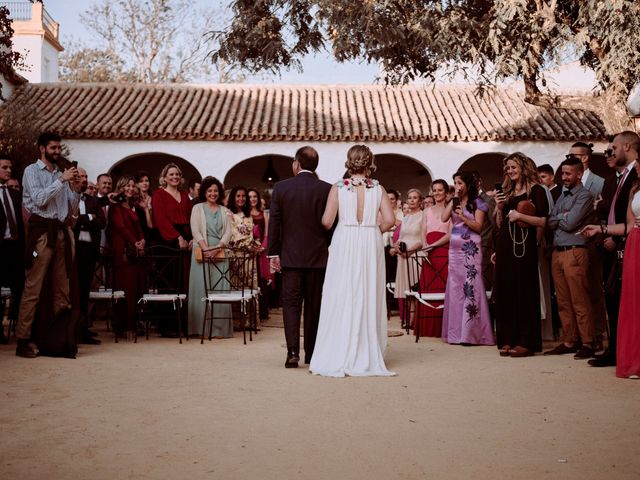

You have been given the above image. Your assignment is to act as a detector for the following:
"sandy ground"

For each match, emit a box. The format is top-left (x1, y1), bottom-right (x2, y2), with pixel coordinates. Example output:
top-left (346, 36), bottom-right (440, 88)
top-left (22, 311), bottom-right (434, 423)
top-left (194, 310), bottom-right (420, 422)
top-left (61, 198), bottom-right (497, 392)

top-left (1, 312), bottom-right (638, 480)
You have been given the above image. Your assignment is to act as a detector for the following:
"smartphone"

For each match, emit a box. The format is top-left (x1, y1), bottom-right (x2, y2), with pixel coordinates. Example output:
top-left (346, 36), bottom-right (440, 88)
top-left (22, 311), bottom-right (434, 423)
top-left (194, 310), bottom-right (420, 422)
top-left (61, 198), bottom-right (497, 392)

top-left (494, 182), bottom-right (503, 192)
top-left (71, 160), bottom-right (78, 168)
top-left (452, 197), bottom-right (461, 209)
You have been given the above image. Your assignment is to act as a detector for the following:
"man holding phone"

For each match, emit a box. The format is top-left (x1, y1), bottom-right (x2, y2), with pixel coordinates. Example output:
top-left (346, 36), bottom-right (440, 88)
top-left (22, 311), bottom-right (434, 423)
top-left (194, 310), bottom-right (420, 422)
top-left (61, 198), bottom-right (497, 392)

top-left (15, 132), bottom-right (82, 358)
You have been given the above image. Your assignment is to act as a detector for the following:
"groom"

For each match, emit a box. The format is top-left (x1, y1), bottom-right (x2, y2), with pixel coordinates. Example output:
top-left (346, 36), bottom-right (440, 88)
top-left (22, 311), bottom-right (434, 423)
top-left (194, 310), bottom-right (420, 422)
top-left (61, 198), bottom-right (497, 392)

top-left (268, 146), bottom-right (332, 368)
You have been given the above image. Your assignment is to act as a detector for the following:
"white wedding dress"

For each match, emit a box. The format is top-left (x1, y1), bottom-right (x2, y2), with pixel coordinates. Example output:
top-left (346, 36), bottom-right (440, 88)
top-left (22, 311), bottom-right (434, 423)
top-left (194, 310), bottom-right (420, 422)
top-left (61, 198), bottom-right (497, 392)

top-left (309, 180), bottom-right (396, 377)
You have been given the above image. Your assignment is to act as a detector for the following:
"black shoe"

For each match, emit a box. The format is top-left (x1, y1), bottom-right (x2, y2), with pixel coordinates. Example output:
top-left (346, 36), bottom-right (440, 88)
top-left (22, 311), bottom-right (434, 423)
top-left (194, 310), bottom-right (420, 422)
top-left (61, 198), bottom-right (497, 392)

top-left (0, 333), bottom-right (8, 345)
top-left (593, 349), bottom-right (611, 360)
top-left (574, 346), bottom-right (595, 359)
top-left (80, 336), bottom-right (102, 345)
top-left (87, 329), bottom-right (99, 338)
top-left (588, 355), bottom-right (616, 367)
top-left (543, 343), bottom-right (578, 355)
top-left (16, 339), bottom-right (38, 358)
top-left (285, 353), bottom-right (300, 368)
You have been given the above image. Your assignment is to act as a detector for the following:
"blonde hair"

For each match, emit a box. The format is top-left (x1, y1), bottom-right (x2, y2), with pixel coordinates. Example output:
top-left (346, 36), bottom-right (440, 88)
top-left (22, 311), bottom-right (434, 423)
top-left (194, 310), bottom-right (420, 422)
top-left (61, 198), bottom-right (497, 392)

top-left (501, 152), bottom-right (540, 197)
top-left (345, 145), bottom-right (376, 177)
top-left (158, 163), bottom-right (183, 188)
top-left (406, 188), bottom-right (424, 201)
top-left (115, 175), bottom-right (140, 203)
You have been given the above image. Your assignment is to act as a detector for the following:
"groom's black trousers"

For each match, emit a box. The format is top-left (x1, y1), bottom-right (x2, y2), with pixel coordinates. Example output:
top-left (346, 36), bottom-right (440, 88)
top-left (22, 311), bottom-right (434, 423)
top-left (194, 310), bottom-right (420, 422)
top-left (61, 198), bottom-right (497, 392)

top-left (281, 267), bottom-right (326, 363)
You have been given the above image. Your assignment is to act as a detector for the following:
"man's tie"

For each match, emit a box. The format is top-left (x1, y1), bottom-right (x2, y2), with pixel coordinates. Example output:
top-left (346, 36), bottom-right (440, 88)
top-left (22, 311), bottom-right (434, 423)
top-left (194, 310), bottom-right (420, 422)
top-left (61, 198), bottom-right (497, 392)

top-left (1, 185), bottom-right (18, 240)
top-left (608, 169), bottom-right (629, 224)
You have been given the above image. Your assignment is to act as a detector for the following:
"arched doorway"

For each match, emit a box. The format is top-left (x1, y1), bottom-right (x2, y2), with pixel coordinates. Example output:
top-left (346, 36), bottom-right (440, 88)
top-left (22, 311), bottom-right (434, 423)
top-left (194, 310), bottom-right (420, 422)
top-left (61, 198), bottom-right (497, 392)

top-left (374, 154), bottom-right (432, 198)
top-left (224, 154), bottom-right (294, 195)
top-left (458, 153), bottom-right (509, 189)
top-left (108, 153), bottom-right (201, 190)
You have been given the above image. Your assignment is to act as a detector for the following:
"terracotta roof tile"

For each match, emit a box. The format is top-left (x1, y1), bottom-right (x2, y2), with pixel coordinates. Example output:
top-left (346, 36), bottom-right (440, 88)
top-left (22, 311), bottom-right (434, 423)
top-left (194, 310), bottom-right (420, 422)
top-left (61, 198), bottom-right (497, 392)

top-left (4, 83), bottom-right (608, 142)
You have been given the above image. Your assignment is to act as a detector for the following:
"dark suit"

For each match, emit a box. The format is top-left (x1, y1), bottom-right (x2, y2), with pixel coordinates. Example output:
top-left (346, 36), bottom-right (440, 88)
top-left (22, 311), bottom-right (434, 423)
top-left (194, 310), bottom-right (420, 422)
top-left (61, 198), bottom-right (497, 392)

top-left (267, 171), bottom-right (332, 362)
top-left (0, 185), bottom-right (25, 332)
top-left (73, 194), bottom-right (106, 332)
top-left (596, 166), bottom-right (638, 360)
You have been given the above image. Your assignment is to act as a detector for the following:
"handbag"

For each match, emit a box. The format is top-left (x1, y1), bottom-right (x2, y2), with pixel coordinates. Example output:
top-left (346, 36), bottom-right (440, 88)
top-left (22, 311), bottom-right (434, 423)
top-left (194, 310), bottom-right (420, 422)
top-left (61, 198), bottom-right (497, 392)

top-left (195, 246), bottom-right (225, 263)
top-left (516, 199), bottom-right (536, 227)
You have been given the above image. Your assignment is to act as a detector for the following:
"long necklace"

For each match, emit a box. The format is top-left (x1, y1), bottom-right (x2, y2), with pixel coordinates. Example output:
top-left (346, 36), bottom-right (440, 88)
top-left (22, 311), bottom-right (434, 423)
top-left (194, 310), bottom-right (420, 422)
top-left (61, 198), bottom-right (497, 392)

top-left (508, 220), bottom-right (528, 258)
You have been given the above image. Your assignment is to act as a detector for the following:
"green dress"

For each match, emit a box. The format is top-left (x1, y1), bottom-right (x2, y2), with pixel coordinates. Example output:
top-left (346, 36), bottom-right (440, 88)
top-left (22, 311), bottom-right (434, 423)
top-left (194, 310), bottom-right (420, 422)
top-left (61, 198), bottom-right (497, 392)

top-left (188, 207), bottom-right (232, 337)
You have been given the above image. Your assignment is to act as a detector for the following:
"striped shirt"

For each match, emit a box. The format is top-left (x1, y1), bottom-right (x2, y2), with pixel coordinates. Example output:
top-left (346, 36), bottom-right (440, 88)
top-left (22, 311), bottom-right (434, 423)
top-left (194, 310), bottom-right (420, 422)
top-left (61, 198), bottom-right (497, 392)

top-left (22, 159), bottom-right (80, 222)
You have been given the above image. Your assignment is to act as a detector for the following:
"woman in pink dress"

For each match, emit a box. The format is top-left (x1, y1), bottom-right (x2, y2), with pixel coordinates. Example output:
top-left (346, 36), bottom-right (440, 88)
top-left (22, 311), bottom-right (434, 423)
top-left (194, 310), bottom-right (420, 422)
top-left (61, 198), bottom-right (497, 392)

top-left (583, 163), bottom-right (640, 379)
top-left (248, 188), bottom-right (272, 321)
top-left (415, 179), bottom-right (451, 338)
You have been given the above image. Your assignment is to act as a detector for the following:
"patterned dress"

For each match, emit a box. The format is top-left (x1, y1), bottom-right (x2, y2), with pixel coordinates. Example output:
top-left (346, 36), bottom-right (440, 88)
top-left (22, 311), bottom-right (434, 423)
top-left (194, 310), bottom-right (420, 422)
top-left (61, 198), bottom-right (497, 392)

top-left (442, 197), bottom-right (494, 345)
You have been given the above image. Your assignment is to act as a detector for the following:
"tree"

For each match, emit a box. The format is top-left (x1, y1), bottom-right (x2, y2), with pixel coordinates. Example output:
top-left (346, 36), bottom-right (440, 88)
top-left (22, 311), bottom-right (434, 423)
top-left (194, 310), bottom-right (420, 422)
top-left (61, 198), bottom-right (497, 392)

top-left (60, 0), bottom-right (244, 84)
top-left (211, 1), bottom-right (640, 129)
top-left (0, 5), bottom-right (28, 100)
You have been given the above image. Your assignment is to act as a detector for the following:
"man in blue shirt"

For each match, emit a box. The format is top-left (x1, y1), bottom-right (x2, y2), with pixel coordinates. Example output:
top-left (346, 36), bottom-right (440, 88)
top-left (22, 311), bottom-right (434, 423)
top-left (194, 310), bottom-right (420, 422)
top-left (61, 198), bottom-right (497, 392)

top-left (15, 132), bottom-right (81, 358)
top-left (544, 156), bottom-right (597, 360)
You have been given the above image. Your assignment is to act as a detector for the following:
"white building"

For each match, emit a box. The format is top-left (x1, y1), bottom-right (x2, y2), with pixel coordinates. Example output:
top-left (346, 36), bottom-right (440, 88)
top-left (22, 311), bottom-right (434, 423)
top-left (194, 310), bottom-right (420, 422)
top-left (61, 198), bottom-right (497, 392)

top-left (3, 1), bottom-right (62, 83)
top-left (5, 82), bottom-right (610, 194)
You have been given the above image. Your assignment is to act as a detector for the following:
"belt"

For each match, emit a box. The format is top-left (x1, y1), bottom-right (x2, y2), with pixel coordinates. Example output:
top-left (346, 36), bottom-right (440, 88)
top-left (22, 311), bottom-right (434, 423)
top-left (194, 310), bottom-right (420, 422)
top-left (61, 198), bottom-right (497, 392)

top-left (555, 245), bottom-right (587, 252)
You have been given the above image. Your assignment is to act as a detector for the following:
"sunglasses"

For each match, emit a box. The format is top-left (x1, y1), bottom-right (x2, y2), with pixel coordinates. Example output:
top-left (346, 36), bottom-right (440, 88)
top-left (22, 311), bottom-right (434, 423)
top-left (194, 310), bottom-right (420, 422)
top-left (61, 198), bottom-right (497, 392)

top-left (604, 149), bottom-right (613, 157)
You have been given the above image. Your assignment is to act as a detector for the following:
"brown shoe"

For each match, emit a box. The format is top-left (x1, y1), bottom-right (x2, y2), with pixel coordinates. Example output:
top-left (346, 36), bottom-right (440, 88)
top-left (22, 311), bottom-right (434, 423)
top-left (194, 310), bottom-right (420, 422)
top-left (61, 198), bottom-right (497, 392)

top-left (574, 346), bottom-right (595, 360)
top-left (15, 340), bottom-right (38, 358)
top-left (543, 343), bottom-right (577, 355)
top-left (509, 346), bottom-right (535, 358)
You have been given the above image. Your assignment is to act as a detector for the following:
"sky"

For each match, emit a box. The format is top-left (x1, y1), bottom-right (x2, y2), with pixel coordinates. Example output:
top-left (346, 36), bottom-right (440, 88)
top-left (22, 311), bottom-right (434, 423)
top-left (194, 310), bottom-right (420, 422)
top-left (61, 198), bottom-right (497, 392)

top-left (44, 0), bottom-right (381, 85)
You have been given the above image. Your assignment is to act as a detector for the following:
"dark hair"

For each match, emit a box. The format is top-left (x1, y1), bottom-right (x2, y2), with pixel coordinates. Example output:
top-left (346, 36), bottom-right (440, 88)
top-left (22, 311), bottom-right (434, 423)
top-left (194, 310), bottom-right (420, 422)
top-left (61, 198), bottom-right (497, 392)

top-left (247, 188), bottom-right (263, 212)
top-left (571, 141), bottom-right (593, 153)
top-left (560, 156), bottom-right (583, 172)
top-left (199, 176), bottom-right (224, 204)
top-left (188, 178), bottom-right (202, 190)
top-left (453, 171), bottom-right (479, 214)
top-left (295, 146), bottom-right (319, 171)
top-left (387, 189), bottom-right (400, 200)
top-left (431, 179), bottom-right (449, 192)
top-left (97, 173), bottom-right (111, 183)
top-left (0, 153), bottom-right (12, 163)
top-left (37, 132), bottom-right (62, 148)
top-left (228, 185), bottom-right (250, 216)
top-left (135, 170), bottom-right (150, 182)
top-left (537, 164), bottom-right (555, 175)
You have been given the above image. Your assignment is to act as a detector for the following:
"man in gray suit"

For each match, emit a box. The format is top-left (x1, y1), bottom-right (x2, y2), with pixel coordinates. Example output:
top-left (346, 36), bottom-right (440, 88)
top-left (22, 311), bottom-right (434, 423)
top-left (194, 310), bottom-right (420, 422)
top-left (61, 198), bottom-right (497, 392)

top-left (568, 142), bottom-right (604, 199)
top-left (567, 141), bottom-right (606, 349)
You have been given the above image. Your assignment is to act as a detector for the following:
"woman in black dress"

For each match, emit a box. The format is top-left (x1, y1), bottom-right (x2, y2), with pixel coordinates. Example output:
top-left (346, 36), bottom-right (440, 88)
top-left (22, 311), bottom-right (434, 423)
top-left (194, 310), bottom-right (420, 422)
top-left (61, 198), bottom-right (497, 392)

top-left (494, 152), bottom-right (549, 357)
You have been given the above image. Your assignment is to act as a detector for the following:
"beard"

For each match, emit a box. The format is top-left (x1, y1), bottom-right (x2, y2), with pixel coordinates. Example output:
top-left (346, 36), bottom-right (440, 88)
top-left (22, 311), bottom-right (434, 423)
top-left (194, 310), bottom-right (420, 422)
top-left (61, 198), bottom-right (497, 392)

top-left (45, 151), bottom-right (61, 164)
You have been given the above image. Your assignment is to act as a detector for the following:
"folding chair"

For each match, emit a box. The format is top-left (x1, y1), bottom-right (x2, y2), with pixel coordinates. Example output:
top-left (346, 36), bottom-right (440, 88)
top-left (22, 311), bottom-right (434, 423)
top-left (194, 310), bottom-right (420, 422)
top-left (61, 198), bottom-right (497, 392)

top-left (404, 250), bottom-right (448, 341)
top-left (138, 245), bottom-right (188, 343)
top-left (201, 247), bottom-right (259, 345)
top-left (88, 248), bottom-right (125, 336)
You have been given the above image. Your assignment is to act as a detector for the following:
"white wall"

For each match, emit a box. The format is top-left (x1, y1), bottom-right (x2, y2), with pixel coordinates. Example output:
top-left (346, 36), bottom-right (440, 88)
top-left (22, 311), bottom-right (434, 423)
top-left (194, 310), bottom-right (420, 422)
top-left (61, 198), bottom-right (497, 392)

top-left (66, 139), bottom-right (606, 186)
top-left (11, 35), bottom-right (42, 83)
top-left (42, 39), bottom-right (59, 82)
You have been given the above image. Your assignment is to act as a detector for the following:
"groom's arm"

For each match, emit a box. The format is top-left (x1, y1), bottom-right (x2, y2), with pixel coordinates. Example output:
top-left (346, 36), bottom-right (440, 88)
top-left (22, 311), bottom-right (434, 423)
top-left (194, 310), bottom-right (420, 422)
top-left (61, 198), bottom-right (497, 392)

top-left (267, 186), bottom-right (282, 258)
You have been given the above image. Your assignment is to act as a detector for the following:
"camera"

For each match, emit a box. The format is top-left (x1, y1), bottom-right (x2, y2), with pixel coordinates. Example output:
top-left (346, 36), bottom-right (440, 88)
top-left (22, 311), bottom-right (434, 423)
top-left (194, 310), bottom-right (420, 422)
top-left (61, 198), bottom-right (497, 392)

top-left (114, 193), bottom-right (127, 203)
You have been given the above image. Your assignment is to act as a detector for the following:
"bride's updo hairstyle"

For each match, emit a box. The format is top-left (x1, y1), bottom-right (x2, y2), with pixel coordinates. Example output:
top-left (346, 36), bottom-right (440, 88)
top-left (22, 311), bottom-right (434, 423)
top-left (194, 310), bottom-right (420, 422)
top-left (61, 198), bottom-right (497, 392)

top-left (346, 145), bottom-right (377, 177)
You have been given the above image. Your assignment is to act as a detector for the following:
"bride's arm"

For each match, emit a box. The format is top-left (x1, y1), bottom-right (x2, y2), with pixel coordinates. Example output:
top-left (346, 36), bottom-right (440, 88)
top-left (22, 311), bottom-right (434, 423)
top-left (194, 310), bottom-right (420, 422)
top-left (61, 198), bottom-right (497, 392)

top-left (379, 186), bottom-right (395, 232)
top-left (322, 185), bottom-right (339, 230)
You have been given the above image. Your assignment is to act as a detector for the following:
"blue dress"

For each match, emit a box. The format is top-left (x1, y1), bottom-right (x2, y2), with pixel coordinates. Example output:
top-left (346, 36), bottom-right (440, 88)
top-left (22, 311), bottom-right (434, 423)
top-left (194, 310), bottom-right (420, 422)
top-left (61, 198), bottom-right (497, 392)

top-left (442, 197), bottom-right (494, 345)
top-left (188, 207), bottom-right (232, 337)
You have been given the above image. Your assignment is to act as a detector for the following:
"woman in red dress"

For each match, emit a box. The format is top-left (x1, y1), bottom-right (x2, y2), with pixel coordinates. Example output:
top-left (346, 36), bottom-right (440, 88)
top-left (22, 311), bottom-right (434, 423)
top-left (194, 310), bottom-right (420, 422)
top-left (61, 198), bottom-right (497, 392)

top-left (109, 176), bottom-right (146, 339)
top-left (152, 163), bottom-right (193, 250)
top-left (415, 179), bottom-right (451, 338)
top-left (248, 188), bottom-right (272, 321)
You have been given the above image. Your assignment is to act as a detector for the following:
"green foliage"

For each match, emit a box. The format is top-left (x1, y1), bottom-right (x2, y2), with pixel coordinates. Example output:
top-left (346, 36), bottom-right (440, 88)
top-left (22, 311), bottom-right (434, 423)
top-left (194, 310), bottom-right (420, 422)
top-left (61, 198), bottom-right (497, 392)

top-left (0, 5), bottom-right (27, 99)
top-left (212, 0), bottom-right (640, 104)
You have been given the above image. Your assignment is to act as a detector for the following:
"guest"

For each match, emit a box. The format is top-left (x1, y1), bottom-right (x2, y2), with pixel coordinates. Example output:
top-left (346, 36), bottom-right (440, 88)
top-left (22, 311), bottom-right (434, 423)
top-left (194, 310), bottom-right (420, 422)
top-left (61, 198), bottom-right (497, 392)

top-left (0, 156), bottom-right (25, 344)
top-left (109, 176), bottom-right (146, 339)
top-left (441, 172), bottom-right (493, 346)
top-left (85, 181), bottom-right (97, 197)
top-left (227, 186), bottom-right (255, 249)
top-left (422, 195), bottom-right (435, 209)
top-left (415, 179), bottom-right (451, 338)
top-left (248, 188), bottom-right (272, 321)
top-left (96, 173), bottom-right (113, 249)
top-left (73, 167), bottom-right (106, 344)
top-left (582, 148), bottom-right (640, 379)
top-left (570, 142), bottom-right (604, 199)
top-left (590, 131), bottom-right (639, 367)
top-left (382, 189), bottom-right (402, 313)
top-left (188, 176), bottom-right (233, 338)
top-left (473, 171), bottom-right (497, 291)
top-left (538, 164), bottom-right (561, 204)
top-left (6, 177), bottom-right (20, 193)
top-left (390, 188), bottom-right (423, 328)
top-left (188, 178), bottom-right (202, 206)
top-left (136, 170), bottom-right (155, 243)
top-left (494, 153), bottom-right (548, 357)
top-left (152, 163), bottom-right (193, 250)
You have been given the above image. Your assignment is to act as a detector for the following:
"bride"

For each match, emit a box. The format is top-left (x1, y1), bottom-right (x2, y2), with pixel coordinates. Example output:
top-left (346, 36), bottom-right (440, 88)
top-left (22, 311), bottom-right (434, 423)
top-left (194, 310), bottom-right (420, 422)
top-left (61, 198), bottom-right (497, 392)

top-left (309, 145), bottom-right (397, 377)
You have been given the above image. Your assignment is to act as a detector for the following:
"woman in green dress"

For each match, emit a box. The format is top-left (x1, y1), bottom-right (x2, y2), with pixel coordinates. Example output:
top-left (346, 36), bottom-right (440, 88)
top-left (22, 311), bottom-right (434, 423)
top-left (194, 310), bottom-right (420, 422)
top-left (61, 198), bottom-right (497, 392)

top-left (188, 177), bottom-right (233, 338)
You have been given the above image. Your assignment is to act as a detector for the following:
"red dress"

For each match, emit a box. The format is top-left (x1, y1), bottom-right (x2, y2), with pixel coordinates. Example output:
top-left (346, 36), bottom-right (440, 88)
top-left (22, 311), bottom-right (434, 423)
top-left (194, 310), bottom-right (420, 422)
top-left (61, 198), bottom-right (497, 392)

top-left (109, 204), bottom-right (146, 334)
top-left (151, 189), bottom-right (193, 243)
top-left (617, 221), bottom-right (640, 378)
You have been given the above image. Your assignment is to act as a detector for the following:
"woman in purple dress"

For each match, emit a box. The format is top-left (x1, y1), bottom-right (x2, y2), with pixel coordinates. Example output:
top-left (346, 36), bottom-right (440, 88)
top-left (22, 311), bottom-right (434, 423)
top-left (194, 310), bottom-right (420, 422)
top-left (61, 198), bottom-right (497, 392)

top-left (441, 171), bottom-right (494, 345)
